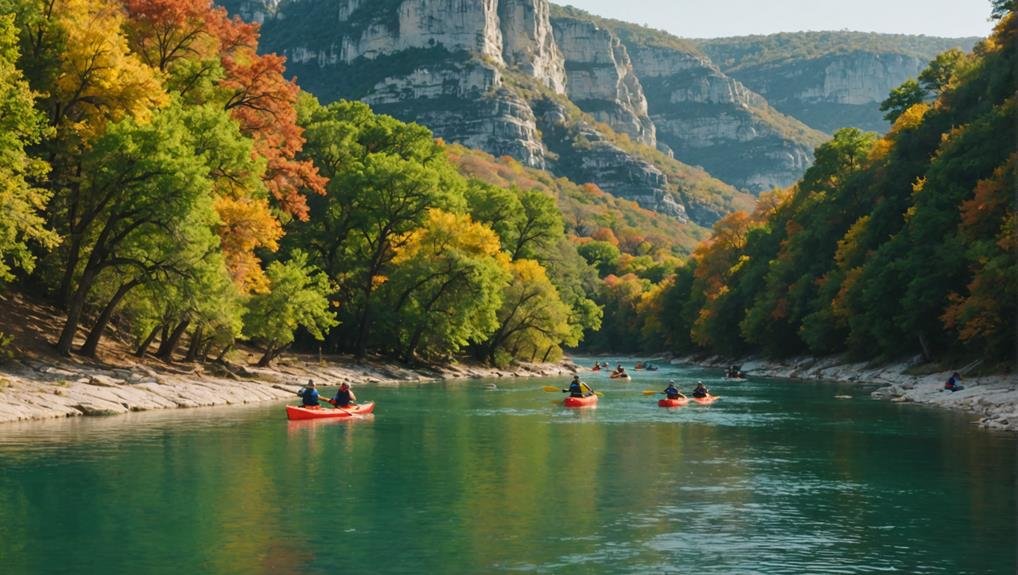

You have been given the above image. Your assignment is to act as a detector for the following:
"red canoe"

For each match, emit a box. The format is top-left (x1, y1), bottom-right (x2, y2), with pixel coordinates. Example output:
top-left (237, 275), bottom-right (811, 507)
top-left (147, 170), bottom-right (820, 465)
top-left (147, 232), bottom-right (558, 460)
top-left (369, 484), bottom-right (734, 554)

top-left (658, 397), bottom-right (690, 408)
top-left (563, 395), bottom-right (598, 408)
top-left (286, 402), bottom-right (375, 421)
top-left (691, 395), bottom-right (719, 405)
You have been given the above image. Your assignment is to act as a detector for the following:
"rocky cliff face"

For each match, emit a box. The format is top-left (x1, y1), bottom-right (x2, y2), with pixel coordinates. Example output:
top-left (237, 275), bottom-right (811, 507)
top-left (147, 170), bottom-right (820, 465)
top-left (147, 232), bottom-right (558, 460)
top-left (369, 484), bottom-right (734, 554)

top-left (610, 29), bottom-right (826, 194)
top-left (717, 52), bottom-right (927, 134)
top-left (697, 33), bottom-right (981, 133)
top-left (220, 0), bottom-right (751, 225)
top-left (551, 16), bottom-right (656, 147)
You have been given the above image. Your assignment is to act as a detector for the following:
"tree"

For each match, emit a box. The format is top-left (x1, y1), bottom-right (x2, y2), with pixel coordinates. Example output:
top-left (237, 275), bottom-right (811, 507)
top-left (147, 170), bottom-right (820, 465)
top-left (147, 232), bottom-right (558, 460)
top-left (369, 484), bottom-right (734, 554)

top-left (480, 260), bottom-right (575, 366)
top-left (919, 49), bottom-right (968, 95)
top-left (991, 0), bottom-right (1014, 19)
top-left (243, 252), bottom-right (336, 367)
top-left (379, 210), bottom-right (509, 363)
top-left (0, 14), bottom-right (56, 282)
top-left (879, 79), bottom-right (926, 123)
top-left (577, 240), bottom-right (621, 276)
top-left (53, 104), bottom-right (222, 357)
top-left (290, 100), bottom-right (466, 356)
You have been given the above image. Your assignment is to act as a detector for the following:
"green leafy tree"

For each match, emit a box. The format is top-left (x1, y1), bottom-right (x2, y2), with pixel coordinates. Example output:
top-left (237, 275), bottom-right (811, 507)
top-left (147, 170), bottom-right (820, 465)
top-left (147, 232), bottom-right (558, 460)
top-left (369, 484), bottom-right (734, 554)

top-left (53, 103), bottom-right (222, 356)
top-left (919, 49), bottom-right (968, 95)
top-left (577, 240), bottom-right (621, 276)
top-left (879, 79), bottom-right (926, 123)
top-left (244, 252), bottom-right (336, 367)
top-left (0, 14), bottom-right (56, 282)
top-left (290, 99), bottom-right (465, 356)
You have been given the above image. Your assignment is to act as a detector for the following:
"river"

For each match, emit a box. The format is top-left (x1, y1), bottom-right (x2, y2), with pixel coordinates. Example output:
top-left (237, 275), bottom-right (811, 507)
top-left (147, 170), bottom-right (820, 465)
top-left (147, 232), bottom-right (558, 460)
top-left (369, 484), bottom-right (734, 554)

top-left (0, 362), bottom-right (1014, 574)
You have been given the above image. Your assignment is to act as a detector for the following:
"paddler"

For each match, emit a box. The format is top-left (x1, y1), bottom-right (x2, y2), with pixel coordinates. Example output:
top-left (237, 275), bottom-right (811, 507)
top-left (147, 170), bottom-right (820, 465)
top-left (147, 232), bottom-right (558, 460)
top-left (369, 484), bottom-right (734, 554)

top-left (564, 375), bottom-right (595, 398)
top-left (692, 381), bottom-right (709, 398)
top-left (663, 380), bottom-right (685, 400)
top-left (330, 382), bottom-right (357, 407)
top-left (297, 379), bottom-right (320, 407)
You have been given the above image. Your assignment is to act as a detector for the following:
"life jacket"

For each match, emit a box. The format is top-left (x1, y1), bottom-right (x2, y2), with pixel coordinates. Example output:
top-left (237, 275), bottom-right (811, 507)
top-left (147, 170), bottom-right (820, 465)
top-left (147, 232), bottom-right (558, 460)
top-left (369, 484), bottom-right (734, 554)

top-left (334, 389), bottom-right (352, 406)
top-left (299, 388), bottom-right (319, 406)
top-left (569, 381), bottom-right (583, 397)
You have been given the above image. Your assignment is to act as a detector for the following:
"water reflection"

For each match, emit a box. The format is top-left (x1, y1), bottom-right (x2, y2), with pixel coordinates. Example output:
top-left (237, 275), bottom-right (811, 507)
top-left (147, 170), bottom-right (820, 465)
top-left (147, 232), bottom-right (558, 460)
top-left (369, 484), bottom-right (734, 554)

top-left (0, 367), bottom-right (1014, 575)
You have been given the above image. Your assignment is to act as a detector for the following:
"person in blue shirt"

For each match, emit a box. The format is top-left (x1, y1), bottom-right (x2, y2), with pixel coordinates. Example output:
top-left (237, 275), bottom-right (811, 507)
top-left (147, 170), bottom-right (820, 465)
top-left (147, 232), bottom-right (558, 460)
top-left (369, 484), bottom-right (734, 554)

top-left (663, 380), bottom-right (685, 400)
top-left (297, 380), bottom-right (320, 407)
top-left (330, 382), bottom-right (357, 407)
top-left (944, 372), bottom-right (964, 392)
top-left (564, 375), bottom-right (594, 398)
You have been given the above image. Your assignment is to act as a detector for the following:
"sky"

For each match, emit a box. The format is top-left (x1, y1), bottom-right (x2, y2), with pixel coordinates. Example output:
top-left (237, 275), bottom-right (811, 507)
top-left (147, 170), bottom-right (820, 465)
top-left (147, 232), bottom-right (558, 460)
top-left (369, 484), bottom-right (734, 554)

top-left (557, 0), bottom-right (995, 39)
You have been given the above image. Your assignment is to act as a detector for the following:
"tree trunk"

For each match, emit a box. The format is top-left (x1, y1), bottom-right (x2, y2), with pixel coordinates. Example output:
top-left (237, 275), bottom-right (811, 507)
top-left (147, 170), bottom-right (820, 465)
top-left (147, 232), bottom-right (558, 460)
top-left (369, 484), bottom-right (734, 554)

top-left (157, 316), bottom-right (191, 362)
top-left (79, 280), bottom-right (140, 357)
top-left (257, 345), bottom-right (277, 367)
top-left (918, 332), bottom-right (933, 362)
top-left (55, 267), bottom-right (99, 356)
top-left (184, 324), bottom-right (204, 363)
top-left (135, 324), bottom-right (161, 357)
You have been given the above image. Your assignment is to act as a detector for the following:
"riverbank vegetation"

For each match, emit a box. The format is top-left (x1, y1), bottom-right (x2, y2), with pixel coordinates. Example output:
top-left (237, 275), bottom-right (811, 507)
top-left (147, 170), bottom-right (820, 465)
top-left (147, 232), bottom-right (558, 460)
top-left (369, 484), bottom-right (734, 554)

top-left (0, 0), bottom-right (698, 368)
top-left (609, 6), bottom-right (1015, 367)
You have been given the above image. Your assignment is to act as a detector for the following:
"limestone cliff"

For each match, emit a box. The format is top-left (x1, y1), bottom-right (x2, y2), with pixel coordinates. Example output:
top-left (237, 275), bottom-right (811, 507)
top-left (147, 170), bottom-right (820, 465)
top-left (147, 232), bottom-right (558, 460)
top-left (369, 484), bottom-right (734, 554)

top-left (561, 8), bottom-right (828, 194)
top-left (219, 0), bottom-right (751, 225)
top-left (550, 15), bottom-right (656, 147)
top-left (698, 32), bottom-right (981, 133)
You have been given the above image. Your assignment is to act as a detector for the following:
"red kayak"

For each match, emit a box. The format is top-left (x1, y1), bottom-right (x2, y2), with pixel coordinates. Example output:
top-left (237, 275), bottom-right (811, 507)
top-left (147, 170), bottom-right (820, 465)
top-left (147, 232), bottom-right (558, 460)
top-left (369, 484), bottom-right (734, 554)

top-left (286, 402), bottom-right (375, 421)
top-left (563, 395), bottom-right (598, 408)
top-left (692, 395), bottom-right (719, 405)
top-left (658, 397), bottom-right (689, 408)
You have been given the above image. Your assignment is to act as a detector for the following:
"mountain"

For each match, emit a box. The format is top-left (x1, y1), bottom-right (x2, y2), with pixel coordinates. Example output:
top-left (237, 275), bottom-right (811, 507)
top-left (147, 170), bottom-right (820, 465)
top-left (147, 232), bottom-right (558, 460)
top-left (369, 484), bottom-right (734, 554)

top-left (697, 32), bottom-right (982, 133)
top-left (219, 0), bottom-right (752, 227)
top-left (551, 5), bottom-right (829, 194)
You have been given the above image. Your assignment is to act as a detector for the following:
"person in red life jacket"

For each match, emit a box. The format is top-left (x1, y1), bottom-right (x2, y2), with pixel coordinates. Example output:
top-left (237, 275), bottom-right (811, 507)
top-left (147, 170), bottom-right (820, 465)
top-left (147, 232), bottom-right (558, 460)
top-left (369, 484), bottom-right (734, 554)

top-left (330, 382), bottom-right (357, 407)
top-left (944, 372), bottom-right (964, 392)
top-left (297, 380), bottom-right (320, 407)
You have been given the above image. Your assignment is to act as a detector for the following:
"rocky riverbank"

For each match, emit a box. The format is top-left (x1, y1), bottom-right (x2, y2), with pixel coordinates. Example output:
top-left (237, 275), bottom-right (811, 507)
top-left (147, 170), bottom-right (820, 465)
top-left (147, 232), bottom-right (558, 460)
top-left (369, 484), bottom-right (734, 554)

top-left (679, 355), bottom-right (1017, 432)
top-left (0, 354), bottom-right (577, 424)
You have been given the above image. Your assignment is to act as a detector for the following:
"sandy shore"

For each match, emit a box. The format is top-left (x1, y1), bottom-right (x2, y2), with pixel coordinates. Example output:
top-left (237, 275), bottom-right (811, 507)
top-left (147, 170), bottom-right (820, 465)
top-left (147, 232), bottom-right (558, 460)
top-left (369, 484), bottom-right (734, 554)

top-left (0, 355), bottom-right (577, 424)
top-left (677, 354), bottom-right (1017, 432)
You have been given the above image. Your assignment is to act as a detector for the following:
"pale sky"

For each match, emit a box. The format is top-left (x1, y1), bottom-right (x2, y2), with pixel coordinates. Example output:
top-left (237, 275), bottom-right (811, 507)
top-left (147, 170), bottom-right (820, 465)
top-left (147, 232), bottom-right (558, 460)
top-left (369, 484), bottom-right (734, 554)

top-left (557, 0), bottom-right (995, 38)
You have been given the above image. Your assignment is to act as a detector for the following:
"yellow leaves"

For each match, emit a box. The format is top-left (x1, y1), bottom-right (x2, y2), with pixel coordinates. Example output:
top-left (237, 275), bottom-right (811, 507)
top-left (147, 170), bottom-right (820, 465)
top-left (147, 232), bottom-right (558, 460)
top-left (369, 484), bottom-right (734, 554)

top-left (214, 195), bottom-right (282, 293)
top-left (53, 0), bottom-right (167, 139)
top-left (395, 209), bottom-right (504, 263)
top-left (889, 102), bottom-right (930, 134)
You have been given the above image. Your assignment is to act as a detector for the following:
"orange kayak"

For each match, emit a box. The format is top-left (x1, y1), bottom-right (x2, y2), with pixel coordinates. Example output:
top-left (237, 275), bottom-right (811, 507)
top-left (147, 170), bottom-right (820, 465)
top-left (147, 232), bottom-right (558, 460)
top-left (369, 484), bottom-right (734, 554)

top-left (658, 397), bottom-right (689, 408)
top-left (563, 395), bottom-right (598, 408)
top-left (286, 402), bottom-right (375, 421)
top-left (692, 395), bottom-right (719, 405)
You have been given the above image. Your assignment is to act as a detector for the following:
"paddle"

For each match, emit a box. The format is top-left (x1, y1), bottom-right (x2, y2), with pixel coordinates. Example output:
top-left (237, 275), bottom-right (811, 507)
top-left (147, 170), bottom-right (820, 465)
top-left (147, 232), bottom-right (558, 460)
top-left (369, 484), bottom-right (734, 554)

top-left (542, 385), bottom-right (603, 397)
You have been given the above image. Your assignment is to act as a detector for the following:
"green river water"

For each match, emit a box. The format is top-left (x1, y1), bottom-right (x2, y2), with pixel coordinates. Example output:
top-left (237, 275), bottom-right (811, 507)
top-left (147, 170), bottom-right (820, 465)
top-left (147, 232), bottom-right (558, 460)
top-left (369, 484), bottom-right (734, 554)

top-left (0, 361), bottom-right (1014, 574)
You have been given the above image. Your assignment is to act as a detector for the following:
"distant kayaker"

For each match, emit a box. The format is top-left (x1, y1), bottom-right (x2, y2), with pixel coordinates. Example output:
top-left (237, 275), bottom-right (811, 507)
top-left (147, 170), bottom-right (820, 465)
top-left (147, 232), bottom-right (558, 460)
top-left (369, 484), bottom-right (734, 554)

top-left (297, 380), bottom-right (320, 407)
top-left (564, 375), bottom-right (594, 398)
top-left (664, 380), bottom-right (684, 400)
top-left (331, 382), bottom-right (357, 407)
top-left (692, 381), bottom-right (709, 398)
top-left (944, 372), bottom-right (964, 392)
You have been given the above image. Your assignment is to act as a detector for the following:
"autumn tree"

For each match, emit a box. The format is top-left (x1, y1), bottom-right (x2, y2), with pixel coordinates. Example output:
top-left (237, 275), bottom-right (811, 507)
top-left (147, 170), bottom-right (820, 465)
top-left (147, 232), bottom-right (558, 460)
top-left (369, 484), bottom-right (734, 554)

top-left (379, 210), bottom-right (509, 363)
